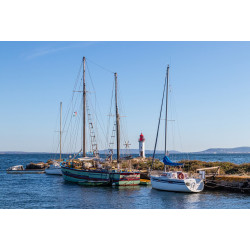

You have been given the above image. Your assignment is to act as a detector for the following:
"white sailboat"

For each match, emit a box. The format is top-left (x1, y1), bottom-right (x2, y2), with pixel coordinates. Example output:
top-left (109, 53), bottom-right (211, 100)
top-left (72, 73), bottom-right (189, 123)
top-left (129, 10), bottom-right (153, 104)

top-left (150, 65), bottom-right (204, 193)
top-left (45, 102), bottom-right (63, 176)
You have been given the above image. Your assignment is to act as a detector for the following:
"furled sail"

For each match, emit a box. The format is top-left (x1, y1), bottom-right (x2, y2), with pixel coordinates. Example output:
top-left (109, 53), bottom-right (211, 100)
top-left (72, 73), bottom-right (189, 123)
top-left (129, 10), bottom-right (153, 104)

top-left (163, 156), bottom-right (183, 166)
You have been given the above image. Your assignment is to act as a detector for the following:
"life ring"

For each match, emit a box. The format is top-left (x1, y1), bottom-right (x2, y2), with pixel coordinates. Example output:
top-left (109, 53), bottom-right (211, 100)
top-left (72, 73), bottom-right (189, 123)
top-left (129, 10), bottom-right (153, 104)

top-left (178, 173), bottom-right (184, 179)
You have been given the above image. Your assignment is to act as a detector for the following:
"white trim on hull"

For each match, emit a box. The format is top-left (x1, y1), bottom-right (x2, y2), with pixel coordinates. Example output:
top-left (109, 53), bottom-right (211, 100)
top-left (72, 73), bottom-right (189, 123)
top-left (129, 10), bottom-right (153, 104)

top-left (151, 176), bottom-right (204, 193)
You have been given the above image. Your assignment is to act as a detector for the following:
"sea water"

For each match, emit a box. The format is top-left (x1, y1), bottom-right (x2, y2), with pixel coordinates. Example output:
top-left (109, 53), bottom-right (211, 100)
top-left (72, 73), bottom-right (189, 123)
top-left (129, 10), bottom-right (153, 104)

top-left (0, 153), bottom-right (249, 209)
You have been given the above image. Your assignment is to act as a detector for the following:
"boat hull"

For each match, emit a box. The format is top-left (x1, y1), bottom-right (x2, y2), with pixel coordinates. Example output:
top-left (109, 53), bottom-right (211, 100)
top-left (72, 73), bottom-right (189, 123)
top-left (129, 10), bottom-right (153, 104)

top-left (45, 168), bottom-right (62, 175)
top-left (140, 179), bottom-right (151, 185)
top-left (151, 176), bottom-right (204, 193)
top-left (110, 172), bottom-right (140, 186)
top-left (61, 167), bottom-right (110, 186)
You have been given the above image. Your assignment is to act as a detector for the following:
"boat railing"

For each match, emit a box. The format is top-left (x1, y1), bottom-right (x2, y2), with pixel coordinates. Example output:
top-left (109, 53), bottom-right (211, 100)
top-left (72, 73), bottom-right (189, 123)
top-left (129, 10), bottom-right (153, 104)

top-left (150, 170), bottom-right (163, 177)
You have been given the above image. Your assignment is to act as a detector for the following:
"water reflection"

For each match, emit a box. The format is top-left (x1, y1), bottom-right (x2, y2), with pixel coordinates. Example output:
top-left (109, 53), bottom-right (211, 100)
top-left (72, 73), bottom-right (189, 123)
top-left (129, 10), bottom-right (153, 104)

top-left (149, 189), bottom-right (201, 209)
top-left (1, 153), bottom-right (250, 209)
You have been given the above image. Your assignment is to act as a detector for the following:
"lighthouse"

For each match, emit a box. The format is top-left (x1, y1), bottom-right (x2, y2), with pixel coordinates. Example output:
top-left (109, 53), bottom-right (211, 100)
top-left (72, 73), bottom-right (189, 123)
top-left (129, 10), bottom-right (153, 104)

top-left (138, 133), bottom-right (145, 158)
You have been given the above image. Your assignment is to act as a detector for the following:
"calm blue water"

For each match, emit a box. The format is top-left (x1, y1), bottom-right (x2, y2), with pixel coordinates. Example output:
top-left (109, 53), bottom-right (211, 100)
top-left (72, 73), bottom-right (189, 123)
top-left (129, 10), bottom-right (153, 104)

top-left (0, 153), bottom-right (250, 209)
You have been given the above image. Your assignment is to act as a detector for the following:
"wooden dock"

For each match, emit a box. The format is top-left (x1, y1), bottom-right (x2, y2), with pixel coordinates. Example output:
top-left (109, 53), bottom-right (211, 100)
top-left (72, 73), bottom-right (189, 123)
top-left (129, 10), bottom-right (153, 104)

top-left (205, 175), bottom-right (250, 193)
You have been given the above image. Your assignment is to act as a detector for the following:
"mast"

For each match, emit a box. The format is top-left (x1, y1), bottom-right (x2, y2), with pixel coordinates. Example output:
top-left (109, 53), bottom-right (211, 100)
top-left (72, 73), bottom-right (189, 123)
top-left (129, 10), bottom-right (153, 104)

top-left (83, 57), bottom-right (86, 157)
top-left (164, 65), bottom-right (169, 172)
top-left (60, 101), bottom-right (62, 161)
top-left (115, 73), bottom-right (120, 165)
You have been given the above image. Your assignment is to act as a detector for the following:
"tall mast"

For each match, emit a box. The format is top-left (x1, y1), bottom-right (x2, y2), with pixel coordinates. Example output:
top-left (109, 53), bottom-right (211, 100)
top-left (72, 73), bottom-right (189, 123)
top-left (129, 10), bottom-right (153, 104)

top-left (164, 65), bottom-right (169, 172)
top-left (60, 101), bottom-right (62, 161)
top-left (83, 57), bottom-right (86, 157)
top-left (115, 73), bottom-right (120, 164)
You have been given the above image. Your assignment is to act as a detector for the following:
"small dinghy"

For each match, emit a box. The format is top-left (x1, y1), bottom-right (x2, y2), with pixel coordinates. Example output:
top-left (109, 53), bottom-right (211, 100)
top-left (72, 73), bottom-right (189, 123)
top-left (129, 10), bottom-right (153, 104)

top-left (6, 165), bottom-right (45, 174)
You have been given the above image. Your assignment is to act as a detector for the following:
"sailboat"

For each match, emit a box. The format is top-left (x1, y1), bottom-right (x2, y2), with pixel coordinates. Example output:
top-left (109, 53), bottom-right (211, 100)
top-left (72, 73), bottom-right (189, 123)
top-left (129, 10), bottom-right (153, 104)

top-left (45, 102), bottom-right (63, 175)
top-left (109, 73), bottom-right (140, 186)
top-left (150, 65), bottom-right (204, 193)
top-left (61, 57), bottom-right (110, 186)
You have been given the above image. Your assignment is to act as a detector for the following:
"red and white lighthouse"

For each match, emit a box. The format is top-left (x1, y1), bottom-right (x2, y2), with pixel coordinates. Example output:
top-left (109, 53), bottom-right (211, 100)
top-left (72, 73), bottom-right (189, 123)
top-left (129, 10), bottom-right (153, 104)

top-left (138, 133), bottom-right (145, 158)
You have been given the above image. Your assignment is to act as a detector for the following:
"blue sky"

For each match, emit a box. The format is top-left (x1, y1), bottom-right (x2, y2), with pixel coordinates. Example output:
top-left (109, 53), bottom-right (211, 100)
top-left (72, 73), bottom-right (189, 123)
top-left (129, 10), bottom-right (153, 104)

top-left (1, 41), bottom-right (250, 153)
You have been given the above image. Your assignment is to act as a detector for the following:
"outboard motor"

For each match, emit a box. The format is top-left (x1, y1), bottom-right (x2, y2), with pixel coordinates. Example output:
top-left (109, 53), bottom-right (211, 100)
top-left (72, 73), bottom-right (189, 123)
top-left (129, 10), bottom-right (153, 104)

top-left (199, 170), bottom-right (206, 180)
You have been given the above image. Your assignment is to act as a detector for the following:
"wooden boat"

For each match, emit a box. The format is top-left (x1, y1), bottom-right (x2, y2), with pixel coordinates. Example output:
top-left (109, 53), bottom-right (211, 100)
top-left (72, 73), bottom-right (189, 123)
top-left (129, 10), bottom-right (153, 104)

top-left (140, 179), bottom-right (151, 185)
top-left (61, 157), bottom-right (110, 185)
top-left (61, 57), bottom-right (110, 185)
top-left (61, 167), bottom-right (110, 185)
top-left (108, 73), bottom-right (140, 186)
top-left (150, 66), bottom-right (204, 193)
top-left (110, 170), bottom-right (140, 186)
top-left (6, 165), bottom-right (45, 174)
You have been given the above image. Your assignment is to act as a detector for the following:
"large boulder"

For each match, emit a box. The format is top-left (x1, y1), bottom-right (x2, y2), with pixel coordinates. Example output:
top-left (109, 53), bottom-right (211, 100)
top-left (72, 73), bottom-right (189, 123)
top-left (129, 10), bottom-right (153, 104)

top-left (26, 162), bottom-right (45, 170)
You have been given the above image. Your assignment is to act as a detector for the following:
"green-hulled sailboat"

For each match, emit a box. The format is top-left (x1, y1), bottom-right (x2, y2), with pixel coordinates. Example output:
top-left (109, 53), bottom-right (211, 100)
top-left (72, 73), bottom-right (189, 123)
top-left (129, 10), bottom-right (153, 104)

top-left (61, 57), bottom-right (110, 186)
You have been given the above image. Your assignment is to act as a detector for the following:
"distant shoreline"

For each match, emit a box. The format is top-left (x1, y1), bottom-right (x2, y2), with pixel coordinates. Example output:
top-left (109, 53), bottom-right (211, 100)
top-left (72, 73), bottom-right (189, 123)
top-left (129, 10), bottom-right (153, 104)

top-left (2, 148), bottom-right (250, 155)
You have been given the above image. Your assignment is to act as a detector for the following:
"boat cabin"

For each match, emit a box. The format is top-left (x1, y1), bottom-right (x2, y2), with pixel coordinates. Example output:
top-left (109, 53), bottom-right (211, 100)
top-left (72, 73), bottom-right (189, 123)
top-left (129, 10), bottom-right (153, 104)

top-left (161, 171), bottom-right (188, 179)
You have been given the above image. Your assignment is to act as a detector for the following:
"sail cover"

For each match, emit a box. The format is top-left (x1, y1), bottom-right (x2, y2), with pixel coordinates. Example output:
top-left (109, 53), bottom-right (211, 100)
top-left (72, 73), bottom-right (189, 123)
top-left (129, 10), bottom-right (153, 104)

top-left (163, 156), bottom-right (183, 166)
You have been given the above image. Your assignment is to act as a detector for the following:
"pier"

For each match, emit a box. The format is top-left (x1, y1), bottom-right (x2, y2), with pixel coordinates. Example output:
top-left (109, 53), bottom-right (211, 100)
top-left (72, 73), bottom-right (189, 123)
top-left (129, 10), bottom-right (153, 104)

top-left (205, 175), bottom-right (250, 193)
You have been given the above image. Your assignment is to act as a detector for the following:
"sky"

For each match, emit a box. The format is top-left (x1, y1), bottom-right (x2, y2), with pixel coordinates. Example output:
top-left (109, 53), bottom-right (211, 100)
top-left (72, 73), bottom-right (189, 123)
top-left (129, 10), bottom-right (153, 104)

top-left (1, 41), bottom-right (250, 153)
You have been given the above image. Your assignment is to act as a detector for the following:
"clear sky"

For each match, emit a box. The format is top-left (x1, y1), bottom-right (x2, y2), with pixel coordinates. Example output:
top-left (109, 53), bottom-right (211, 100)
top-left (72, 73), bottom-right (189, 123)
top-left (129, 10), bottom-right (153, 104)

top-left (1, 41), bottom-right (250, 153)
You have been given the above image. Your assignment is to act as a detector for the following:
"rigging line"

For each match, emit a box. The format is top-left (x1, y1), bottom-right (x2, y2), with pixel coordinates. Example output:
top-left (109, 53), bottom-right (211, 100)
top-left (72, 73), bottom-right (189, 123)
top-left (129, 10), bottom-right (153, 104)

top-left (87, 93), bottom-right (106, 149)
top-left (61, 60), bottom-right (82, 132)
top-left (170, 85), bottom-right (185, 158)
top-left (86, 98), bottom-right (99, 154)
top-left (62, 60), bottom-right (82, 119)
top-left (116, 78), bottom-right (130, 155)
top-left (50, 105), bottom-right (60, 158)
top-left (85, 61), bottom-right (97, 124)
top-left (52, 102), bottom-right (62, 157)
top-left (62, 61), bottom-right (83, 135)
top-left (117, 80), bottom-right (129, 142)
top-left (70, 105), bottom-right (81, 155)
top-left (62, 100), bottom-right (79, 154)
top-left (62, 77), bottom-right (81, 134)
top-left (107, 79), bottom-right (115, 149)
top-left (73, 98), bottom-right (82, 154)
top-left (151, 73), bottom-right (167, 171)
top-left (170, 97), bottom-right (176, 161)
top-left (86, 57), bottom-right (115, 74)
top-left (62, 79), bottom-right (82, 146)
top-left (86, 88), bottom-right (104, 144)
top-left (86, 61), bottom-right (108, 141)
top-left (67, 98), bottom-right (81, 155)
top-left (66, 104), bottom-right (78, 155)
